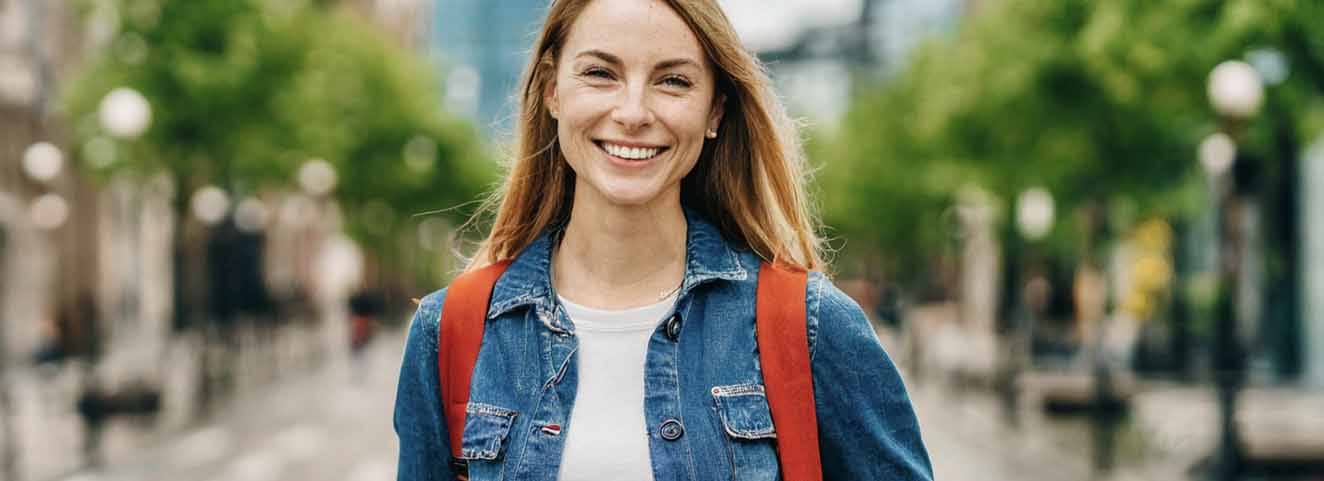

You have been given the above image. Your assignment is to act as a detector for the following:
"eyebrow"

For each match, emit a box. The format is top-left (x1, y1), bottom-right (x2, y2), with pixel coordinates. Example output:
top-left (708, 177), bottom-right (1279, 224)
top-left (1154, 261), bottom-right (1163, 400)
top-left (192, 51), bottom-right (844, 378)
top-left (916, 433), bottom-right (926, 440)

top-left (575, 49), bottom-right (702, 71)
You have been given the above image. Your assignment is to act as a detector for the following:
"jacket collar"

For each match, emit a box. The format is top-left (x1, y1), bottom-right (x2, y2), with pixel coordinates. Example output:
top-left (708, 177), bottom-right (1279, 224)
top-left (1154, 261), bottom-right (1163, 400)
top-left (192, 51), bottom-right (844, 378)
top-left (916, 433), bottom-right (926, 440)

top-left (485, 207), bottom-right (749, 332)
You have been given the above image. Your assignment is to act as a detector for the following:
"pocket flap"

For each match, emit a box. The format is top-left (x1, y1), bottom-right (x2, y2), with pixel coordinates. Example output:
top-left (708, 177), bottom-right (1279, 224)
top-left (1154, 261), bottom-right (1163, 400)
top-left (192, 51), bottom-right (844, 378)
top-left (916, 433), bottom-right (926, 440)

top-left (458, 402), bottom-right (518, 460)
top-left (711, 384), bottom-right (777, 440)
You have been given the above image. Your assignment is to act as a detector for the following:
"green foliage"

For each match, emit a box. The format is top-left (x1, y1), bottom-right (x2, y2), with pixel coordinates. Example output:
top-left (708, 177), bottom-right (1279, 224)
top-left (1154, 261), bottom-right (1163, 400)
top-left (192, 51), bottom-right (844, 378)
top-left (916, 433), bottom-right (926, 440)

top-left (818, 0), bottom-right (1324, 285)
top-left (62, 0), bottom-right (497, 282)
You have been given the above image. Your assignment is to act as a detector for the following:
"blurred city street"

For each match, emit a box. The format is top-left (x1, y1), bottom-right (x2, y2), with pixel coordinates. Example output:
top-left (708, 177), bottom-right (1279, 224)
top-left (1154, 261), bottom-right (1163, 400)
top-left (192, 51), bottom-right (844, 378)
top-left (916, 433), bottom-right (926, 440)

top-left (53, 330), bottom-right (403, 481)
top-left (53, 321), bottom-right (1324, 481)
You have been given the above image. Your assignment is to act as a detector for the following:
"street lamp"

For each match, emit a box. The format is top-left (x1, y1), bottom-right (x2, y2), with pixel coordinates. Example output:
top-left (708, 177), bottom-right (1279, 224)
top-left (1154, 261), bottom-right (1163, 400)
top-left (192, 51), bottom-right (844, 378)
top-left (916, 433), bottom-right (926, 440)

top-left (297, 159), bottom-right (337, 197)
top-left (22, 142), bottom-right (64, 183)
top-left (1206, 58), bottom-right (1264, 481)
top-left (21, 142), bottom-right (69, 230)
top-left (1209, 61), bottom-right (1264, 120)
top-left (191, 186), bottom-right (231, 226)
top-left (1000, 187), bottom-right (1055, 428)
top-left (1199, 133), bottom-right (1236, 178)
top-left (98, 87), bottom-right (152, 139)
top-left (234, 197), bottom-right (269, 234)
top-left (29, 193), bottom-right (70, 231)
top-left (1016, 187), bottom-right (1055, 241)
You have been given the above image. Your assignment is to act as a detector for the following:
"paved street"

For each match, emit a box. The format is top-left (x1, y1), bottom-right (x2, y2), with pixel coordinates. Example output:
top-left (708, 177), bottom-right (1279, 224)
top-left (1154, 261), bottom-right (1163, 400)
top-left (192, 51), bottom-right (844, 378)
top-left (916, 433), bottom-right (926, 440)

top-left (34, 322), bottom-right (1323, 481)
top-left (53, 331), bottom-right (404, 481)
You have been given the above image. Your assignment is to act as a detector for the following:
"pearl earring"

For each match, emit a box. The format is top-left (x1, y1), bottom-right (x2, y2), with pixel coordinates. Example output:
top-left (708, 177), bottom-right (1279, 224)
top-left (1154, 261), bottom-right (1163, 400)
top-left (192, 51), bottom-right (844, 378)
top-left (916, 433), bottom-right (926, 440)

top-left (706, 129), bottom-right (717, 139)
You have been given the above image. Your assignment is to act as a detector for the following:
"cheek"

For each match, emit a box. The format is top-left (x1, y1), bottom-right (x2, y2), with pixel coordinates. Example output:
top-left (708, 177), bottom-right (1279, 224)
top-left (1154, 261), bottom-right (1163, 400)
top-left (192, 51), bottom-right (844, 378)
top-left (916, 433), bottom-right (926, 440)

top-left (661, 101), bottom-right (717, 138)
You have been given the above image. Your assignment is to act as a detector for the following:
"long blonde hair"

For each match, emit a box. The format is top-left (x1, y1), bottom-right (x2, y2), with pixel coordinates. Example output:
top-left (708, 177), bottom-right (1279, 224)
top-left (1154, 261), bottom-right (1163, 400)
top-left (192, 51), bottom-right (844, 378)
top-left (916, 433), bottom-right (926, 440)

top-left (466, 0), bottom-right (823, 271)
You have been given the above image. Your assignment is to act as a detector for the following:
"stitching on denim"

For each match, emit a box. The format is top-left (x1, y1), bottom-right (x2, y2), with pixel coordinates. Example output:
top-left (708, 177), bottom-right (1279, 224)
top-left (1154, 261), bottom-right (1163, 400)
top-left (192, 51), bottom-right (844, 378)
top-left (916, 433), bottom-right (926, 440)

top-left (711, 383), bottom-right (765, 396)
top-left (807, 272), bottom-right (825, 361)
top-left (488, 292), bottom-right (543, 320)
top-left (547, 346), bottom-right (576, 389)
top-left (465, 402), bottom-right (518, 418)
top-left (536, 303), bottom-right (572, 335)
top-left (459, 446), bottom-right (501, 461)
top-left (711, 388), bottom-right (777, 439)
top-left (459, 403), bottom-right (517, 461)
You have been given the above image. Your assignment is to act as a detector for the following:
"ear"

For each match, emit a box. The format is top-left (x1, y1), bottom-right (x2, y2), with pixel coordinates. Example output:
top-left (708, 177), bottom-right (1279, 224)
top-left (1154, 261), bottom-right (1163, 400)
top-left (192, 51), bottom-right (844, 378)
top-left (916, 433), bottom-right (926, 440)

top-left (707, 93), bottom-right (726, 133)
top-left (544, 77), bottom-right (560, 120)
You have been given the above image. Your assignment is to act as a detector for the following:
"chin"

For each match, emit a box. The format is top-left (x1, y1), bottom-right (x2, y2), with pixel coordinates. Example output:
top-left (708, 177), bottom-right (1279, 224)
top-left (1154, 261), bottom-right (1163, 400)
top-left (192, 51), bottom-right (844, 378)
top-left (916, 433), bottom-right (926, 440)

top-left (600, 188), bottom-right (663, 207)
top-left (592, 179), bottom-right (670, 207)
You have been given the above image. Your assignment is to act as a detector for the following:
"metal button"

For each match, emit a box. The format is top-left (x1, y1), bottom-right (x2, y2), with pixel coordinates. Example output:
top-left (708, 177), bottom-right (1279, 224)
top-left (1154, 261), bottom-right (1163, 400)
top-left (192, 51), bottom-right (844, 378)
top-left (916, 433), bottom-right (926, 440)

top-left (659, 419), bottom-right (685, 441)
top-left (665, 314), bottom-right (681, 341)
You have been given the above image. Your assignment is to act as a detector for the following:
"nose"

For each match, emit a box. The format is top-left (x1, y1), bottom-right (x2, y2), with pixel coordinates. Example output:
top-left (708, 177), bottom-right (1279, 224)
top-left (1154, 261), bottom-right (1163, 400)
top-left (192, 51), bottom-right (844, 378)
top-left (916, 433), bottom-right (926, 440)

top-left (610, 84), bottom-right (654, 132)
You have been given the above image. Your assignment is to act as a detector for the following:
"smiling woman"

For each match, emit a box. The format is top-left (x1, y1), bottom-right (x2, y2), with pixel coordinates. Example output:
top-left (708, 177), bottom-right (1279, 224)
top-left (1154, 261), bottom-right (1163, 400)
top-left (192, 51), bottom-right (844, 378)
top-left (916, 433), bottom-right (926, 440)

top-left (393, 1), bottom-right (934, 480)
top-left (545, 0), bottom-right (723, 220)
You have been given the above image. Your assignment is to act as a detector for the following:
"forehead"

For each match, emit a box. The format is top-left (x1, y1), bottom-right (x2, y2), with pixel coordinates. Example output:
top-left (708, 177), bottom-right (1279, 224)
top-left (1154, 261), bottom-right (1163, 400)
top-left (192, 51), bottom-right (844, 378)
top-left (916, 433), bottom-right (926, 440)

top-left (562, 0), bottom-right (705, 65)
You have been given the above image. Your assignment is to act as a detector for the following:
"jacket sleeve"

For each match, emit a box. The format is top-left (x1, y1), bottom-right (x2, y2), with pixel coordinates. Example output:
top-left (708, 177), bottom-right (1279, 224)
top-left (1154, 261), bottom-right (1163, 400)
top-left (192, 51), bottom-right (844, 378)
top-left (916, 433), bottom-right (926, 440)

top-left (807, 273), bottom-right (934, 480)
top-left (394, 289), bottom-right (459, 481)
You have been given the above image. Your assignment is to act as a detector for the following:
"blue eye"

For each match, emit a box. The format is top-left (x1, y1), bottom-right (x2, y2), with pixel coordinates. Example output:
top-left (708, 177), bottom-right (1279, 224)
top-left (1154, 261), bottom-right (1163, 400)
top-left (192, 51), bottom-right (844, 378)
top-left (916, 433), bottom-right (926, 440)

top-left (661, 75), bottom-right (692, 88)
top-left (583, 67), bottom-right (614, 79)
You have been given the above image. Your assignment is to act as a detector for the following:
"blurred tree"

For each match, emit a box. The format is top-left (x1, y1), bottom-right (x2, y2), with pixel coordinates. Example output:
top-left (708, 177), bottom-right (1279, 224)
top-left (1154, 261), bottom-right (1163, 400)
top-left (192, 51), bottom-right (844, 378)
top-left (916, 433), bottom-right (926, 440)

top-left (819, 0), bottom-right (1324, 294)
top-left (61, 0), bottom-right (495, 294)
top-left (818, 0), bottom-right (1324, 377)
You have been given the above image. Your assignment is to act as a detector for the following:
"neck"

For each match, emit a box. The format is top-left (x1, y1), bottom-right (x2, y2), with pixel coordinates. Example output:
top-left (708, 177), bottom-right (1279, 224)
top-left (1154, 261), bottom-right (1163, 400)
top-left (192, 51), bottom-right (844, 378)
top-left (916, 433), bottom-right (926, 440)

top-left (552, 190), bottom-right (687, 310)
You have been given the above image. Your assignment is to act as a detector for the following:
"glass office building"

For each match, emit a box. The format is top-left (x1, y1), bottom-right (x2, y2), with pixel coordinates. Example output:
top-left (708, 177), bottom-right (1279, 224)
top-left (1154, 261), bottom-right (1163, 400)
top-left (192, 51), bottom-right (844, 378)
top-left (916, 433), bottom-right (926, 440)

top-left (432, 0), bottom-right (549, 134)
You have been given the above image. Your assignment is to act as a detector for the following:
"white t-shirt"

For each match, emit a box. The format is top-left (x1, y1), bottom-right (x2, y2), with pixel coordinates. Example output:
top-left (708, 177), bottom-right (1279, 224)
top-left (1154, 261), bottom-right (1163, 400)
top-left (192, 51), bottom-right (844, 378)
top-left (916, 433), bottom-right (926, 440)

top-left (555, 292), bottom-right (677, 481)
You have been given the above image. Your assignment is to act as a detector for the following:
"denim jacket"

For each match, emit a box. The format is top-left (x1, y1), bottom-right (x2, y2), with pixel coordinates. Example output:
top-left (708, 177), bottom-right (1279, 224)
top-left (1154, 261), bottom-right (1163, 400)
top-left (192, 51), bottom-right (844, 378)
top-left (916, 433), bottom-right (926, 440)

top-left (394, 210), bottom-right (933, 481)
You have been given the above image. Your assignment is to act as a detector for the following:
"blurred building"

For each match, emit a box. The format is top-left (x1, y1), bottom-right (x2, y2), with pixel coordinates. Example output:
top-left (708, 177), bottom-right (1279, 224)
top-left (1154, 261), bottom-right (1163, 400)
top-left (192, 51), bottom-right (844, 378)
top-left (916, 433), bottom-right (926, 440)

top-left (431, 0), bottom-right (548, 132)
top-left (425, 0), bottom-right (975, 131)
top-left (0, 0), bottom-right (96, 366)
top-left (743, 0), bottom-right (968, 126)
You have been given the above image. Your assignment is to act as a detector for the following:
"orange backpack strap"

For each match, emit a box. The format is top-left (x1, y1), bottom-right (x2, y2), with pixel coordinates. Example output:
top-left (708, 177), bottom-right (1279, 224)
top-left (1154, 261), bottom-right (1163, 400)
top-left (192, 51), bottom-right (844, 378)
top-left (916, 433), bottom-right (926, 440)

top-left (437, 261), bottom-right (510, 463)
top-left (756, 261), bottom-right (823, 481)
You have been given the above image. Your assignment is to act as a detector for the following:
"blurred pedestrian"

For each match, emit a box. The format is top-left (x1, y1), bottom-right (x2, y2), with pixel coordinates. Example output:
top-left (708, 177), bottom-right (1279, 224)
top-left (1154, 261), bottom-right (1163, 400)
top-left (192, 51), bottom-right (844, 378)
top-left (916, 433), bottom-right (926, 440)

top-left (349, 289), bottom-right (384, 382)
top-left (349, 289), bottom-right (383, 353)
top-left (394, 1), bottom-right (932, 480)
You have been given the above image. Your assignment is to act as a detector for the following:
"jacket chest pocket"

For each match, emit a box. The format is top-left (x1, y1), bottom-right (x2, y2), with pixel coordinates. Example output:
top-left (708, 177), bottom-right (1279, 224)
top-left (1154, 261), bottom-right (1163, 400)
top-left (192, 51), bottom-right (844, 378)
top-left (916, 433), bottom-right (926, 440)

top-left (712, 384), bottom-right (781, 481)
top-left (457, 403), bottom-right (518, 481)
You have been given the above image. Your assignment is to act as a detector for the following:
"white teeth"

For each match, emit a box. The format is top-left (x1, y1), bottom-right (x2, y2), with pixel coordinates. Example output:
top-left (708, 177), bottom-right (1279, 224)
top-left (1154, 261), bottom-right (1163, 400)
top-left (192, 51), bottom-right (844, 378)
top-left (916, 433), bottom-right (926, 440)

top-left (602, 142), bottom-right (661, 160)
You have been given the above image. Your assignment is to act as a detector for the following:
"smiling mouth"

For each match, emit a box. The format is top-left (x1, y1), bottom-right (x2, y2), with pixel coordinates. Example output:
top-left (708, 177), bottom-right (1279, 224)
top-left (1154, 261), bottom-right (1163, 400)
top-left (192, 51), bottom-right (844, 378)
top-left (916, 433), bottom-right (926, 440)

top-left (595, 140), bottom-right (670, 161)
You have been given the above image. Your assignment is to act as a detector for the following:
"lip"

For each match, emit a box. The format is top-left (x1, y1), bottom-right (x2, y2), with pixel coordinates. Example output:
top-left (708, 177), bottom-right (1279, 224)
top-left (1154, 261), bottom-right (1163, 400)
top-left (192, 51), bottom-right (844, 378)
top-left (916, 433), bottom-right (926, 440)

top-left (594, 140), bottom-right (671, 167)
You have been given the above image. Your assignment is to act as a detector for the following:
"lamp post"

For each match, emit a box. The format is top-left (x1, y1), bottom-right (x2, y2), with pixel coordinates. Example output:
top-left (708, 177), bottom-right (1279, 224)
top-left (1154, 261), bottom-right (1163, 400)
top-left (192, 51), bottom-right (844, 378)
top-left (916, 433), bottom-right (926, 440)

top-left (1206, 59), bottom-right (1264, 481)
top-left (76, 87), bottom-right (153, 467)
top-left (998, 187), bottom-right (1054, 426)
top-left (296, 159), bottom-right (339, 362)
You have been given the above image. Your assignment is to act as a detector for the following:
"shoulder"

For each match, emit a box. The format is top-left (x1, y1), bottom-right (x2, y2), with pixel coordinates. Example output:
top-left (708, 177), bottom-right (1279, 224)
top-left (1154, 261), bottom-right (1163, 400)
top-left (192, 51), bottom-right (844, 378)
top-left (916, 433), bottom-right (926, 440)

top-left (742, 257), bottom-right (873, 360)
top-left (805, 271), bottom-right (878, 361)
top-left (404, 287), bottom-right (448, 354)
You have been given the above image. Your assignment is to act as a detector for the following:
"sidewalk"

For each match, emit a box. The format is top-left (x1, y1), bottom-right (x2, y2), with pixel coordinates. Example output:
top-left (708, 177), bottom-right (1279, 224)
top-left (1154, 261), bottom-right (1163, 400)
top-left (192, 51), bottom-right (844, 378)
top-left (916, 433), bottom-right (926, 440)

top-left (52, 329), bottom-right (404, 481)
top-left (886, 320), bottom-right (1324, 481)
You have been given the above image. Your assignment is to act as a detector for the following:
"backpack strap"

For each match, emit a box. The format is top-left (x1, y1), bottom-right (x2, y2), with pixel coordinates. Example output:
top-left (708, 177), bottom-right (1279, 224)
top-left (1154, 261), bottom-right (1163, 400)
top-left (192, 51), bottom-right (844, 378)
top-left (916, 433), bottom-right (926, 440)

top-left (756, 261), bottom-right (823, 481)
top-left (437, 261), bottom-right (510, 465)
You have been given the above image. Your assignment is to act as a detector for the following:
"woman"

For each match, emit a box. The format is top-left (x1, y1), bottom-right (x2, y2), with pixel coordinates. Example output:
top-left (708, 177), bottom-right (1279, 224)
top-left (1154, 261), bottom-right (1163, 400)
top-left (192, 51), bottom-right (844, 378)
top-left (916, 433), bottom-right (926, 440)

top-left (394, 0), bottom-right (933, 479)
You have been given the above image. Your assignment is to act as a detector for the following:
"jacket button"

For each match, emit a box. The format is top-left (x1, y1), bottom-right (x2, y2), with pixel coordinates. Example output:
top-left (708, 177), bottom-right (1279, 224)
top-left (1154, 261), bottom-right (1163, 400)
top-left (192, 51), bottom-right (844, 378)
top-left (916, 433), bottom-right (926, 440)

top-left (659, 419), bottom-right (685, 441)
top-left (665, 314), bottom-right (681, 341)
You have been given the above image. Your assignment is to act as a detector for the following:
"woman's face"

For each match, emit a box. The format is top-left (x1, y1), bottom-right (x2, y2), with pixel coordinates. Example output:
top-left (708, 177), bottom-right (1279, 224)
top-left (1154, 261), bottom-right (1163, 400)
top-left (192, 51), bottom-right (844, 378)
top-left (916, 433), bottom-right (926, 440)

top-left (546, 0), bottom-right (724, 208)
